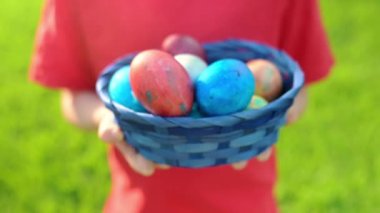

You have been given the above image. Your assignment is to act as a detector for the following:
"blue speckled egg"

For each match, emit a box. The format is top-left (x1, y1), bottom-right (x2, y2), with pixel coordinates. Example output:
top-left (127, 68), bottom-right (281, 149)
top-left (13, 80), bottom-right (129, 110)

top-left (195, 59), bottom-right (255, 116)
top-left (109, 66), bottom-right (146, 112)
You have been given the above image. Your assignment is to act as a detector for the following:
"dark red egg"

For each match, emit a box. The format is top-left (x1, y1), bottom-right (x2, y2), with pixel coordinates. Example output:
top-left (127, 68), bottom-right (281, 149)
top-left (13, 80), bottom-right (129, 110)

top-left (130, 50), bottom-right (194, 116)
top-left (161, 34), bottom-right (206, 60)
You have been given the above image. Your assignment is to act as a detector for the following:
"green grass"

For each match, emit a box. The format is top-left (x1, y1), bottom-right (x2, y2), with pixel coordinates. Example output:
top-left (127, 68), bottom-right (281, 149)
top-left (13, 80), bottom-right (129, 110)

top-left (0, 0), bottom-right (379, 212)
top-left (0, 1), bottom-right (109, 212)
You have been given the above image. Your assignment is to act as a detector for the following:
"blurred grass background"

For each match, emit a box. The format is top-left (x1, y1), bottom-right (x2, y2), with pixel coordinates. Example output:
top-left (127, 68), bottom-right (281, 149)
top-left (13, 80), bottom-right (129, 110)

top-left (0, 0), bottom-right (379, 212)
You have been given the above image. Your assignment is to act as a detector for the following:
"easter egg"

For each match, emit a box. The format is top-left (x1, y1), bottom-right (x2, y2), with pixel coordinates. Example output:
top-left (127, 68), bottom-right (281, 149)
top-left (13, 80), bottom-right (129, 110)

top-left (162, 34), bottom-right (206, 59)
top-left (174, 54), bottom-right (207, 83)
top-left (246, 95), bottom-right (268, 109)
top-left (189, 103), bottom-right (203, 118)
top-left (247, 59), bottom-right (283, 101)
top-left (108, 66), bottom-right (146, 112)
top-left (196, 59), bottom-right (255, 116)
top-left (130, 50), bottom-right (193, 116)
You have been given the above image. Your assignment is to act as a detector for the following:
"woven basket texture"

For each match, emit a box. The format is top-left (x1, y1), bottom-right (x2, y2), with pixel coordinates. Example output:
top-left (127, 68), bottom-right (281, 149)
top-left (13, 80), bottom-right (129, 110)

top-left (96, 39), bottom-right (304, 168)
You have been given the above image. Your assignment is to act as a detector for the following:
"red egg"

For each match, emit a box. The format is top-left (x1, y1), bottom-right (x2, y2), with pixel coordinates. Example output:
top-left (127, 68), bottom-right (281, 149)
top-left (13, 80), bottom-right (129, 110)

top-left (130, 50), bottom-right (193, 116)
top-left (162, 34), bottom-right (206, 60)
top-left (247, 59), bottom-right (283, 101)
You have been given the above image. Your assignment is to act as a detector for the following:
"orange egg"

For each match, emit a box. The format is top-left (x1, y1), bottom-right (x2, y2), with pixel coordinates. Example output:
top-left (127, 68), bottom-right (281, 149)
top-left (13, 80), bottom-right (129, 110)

top-left (246, 59), bottom-right (283, 101)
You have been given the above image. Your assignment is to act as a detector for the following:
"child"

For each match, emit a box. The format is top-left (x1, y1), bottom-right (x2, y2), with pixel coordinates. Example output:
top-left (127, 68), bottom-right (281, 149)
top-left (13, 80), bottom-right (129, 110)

top-left (30, 0), bottom-right (333, 212)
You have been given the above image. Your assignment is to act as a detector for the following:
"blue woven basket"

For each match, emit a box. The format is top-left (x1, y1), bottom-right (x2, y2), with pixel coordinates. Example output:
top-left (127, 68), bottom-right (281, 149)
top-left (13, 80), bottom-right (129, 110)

top-left (96, 39), bottom-right (304, 168)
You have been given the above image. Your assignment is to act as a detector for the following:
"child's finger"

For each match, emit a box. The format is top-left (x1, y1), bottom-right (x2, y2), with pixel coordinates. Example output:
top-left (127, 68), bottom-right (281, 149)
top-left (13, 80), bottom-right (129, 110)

top-left (98, 113), bottom-right (124, 144)
top-left (231, 161), bottom-right (248, 170)
top-left (129, 154), bottom-right (156, 176)
top-left (286, 105), bottom-right (300, 125)
top-left (97, 110), bottom-right (167, 174)
top-left (286, 87), bottom-right (307, 125)
top-left (114, 139), bottom-right (155, 176)
top-left (257, 147), bottom-right (272, 162)
top-left (155, 164), bottom-right (171, 169)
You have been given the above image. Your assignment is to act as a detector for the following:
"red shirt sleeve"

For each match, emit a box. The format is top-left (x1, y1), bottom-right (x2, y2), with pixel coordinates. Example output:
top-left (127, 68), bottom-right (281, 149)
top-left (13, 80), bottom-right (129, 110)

top-left (279, 0), bottom-right (334, 84)
top-left (29, 0), bottom-right (96, 90)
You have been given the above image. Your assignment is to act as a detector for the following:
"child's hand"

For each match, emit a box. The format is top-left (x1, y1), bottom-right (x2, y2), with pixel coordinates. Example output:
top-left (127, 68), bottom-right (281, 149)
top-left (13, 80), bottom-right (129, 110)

top-left (231, 148), bottom-right (272, 170)
top-left (98, 110), bottom-right (271, 173)
top-left (61, 90), bottom-right (167, 175)
top-left (233, 86), bottom-right (308, 170)
top-left (98, 110), bottom-right (170, 176)
top-left (97, 85), bottom-right (308, 174)
top-left (286, 86), bottom-right (308, 124)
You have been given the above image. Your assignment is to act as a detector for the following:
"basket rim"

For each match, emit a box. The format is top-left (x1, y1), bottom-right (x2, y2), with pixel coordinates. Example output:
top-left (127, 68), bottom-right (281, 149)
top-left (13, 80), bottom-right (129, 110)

top-left (96, 39), bottom-right (304, 128)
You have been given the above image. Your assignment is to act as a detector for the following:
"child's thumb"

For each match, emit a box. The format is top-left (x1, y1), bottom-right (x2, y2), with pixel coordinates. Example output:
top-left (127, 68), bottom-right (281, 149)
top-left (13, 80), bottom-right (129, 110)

top-left (98, 113), bottom-right (123, 144)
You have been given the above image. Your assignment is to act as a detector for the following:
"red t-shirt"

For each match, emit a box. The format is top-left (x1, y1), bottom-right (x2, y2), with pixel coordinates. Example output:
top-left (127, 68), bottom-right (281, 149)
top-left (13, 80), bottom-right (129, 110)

top-left (30, 0), bottom-right (333, 212)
